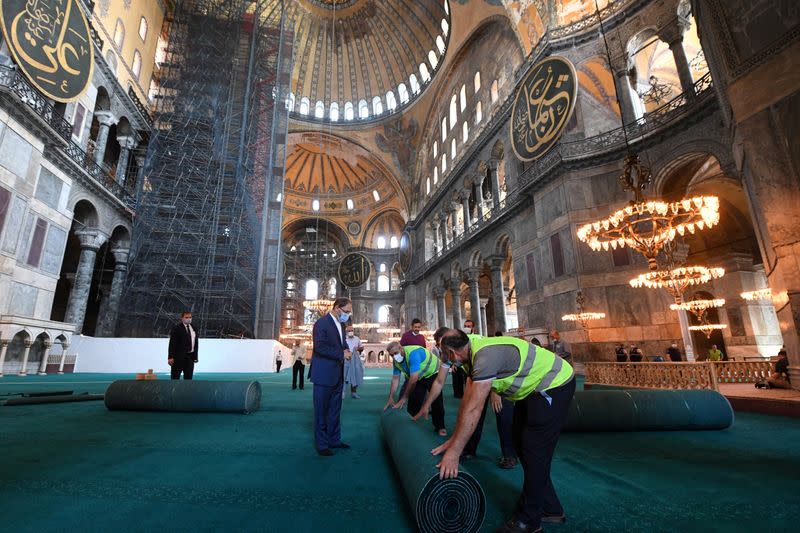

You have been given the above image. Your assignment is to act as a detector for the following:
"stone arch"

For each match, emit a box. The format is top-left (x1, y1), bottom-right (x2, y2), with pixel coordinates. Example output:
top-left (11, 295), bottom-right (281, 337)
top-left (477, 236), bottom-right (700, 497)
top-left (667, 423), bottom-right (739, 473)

top-left (109, 225), bottom-right (131, 249)
top-left (652, 141), bottom-right (736, 195)
top-left (450, 260), bottom-right (463, 281)
top-left (469, 249), bottom-right (483, 269)
top-left (94, 87), bottom-right (111, 112)
top-left (72, 199), bottom-right (100, 229)
top-left (491, 139), bottom-right (504, 160)
top-left (3, 330), bottom-right (31, 374)
top-left (494, 232), bottom-right (513, 257)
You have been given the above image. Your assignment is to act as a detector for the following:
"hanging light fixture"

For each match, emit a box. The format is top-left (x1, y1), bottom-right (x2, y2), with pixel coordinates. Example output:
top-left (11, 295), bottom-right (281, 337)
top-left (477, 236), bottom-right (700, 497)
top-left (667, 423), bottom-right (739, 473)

top-left (376, 327), bottom-right (402, 335)
top-left (741, 288), bottom-right (772, 301)
top-left (688, 322), bottom-right (727, 338)
top-left (630, 265), bottom-right (724, 302)
top-left (561, 291), bottom-right (606, 328)
top-left (670, 297), bottom-right (725, 321)
top-left (352, 322), bottom-right (381, 329)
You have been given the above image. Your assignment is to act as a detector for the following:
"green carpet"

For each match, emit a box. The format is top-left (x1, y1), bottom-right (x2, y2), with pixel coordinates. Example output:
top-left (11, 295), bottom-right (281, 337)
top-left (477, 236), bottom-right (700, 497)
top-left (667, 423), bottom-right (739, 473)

top-left (1, 370), bottom-right (798, 532)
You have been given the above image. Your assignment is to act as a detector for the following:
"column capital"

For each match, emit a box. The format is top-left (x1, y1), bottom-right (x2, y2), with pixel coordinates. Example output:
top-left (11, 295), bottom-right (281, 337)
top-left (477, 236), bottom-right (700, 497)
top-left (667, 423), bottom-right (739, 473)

top-left (487, 254), bottom-right (505, 271)
top-left (74, 228), bottom-right (107, 251)
top-left (432, 287), bottom-right (444, 298)
top-left (466, 267), bottom-right (481, 282)
top-left (117, 135), bottom-right (138, 150)
top-left (23, 339), bottom-right (33, 348)
top-left (487, 159), bottom-right (499, 171)
top-left (111, 247), bottom-right (130, 265)
top-left (657, 15), bottom-right (690, 46)
top-left (93, 110), bottom-right (117, 127)
top-left (44, 340), bottom-right (53, 348)
top-left (449, 278), bottom-right (462, 290)
top-left (0, 339), bottom-right (9, 348)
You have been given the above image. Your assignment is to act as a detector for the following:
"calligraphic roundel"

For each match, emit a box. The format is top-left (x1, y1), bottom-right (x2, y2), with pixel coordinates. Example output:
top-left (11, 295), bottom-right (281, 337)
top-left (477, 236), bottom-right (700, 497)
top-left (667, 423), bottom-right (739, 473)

top-left (398, 231), bottom-right (412, 274)
top-left (510, 56), bottom-right (577, 162)
top-left (1, 0), bottom-right (95, 102)
top-left (338, 252), bottom-right (371, 289)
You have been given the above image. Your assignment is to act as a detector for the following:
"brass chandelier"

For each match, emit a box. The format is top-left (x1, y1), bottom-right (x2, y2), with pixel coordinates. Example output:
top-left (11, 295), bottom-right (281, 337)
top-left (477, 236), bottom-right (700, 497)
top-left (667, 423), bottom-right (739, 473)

top-left (669, 297), bottom-right (725, 321)
top-left (688, 322), bottom-right (727, 339)
top-left (561, 291), bottom-right (606, 328)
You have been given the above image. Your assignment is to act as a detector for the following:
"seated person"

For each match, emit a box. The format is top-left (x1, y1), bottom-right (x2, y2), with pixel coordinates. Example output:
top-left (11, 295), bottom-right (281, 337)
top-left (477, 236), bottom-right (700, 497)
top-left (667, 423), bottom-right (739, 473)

top-left (767, 350), bottom-right (791, 389)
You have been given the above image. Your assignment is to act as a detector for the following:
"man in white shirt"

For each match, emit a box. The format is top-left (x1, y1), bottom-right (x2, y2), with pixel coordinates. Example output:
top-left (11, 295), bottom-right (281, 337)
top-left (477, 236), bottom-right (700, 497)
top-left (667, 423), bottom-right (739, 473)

top-left (292, 343), bottom-right (306, 390)
top-left (168, 311), bottom-right (198, 380)
top-left (344, 325), bottom-right (365, 398)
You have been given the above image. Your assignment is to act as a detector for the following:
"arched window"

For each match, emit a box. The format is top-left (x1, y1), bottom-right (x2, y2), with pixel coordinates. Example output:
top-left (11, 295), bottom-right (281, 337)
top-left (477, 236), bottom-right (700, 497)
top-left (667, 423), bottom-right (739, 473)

top-left (451, 138), bottom-right (456, 159)
top-left (441, 18), bottom-right (449, 36)
top-left (390, 236), bottom-right (399, 248)
top-left (441, 117), bottom-right (447, 142)
top-left (428, 50), bottom-right (438, 69)
top-left (314, 100), bottom-right (324, 119)
top-left (311, 199), bottom-right (320, 211)
top-left (386, 91), bottom-right (397, 111)
top-left (434, 167), bottom-right (438, 184)
top-left (449, 95), bottom-right (457, 129)
top-left (410, 74), bottom-right (420, 93)
top-left (330, 102), bottom-right (339, 121)
top-left (328, 278), bottom-right (337, 299)
top-left (113, 19), bottom-right (125, 49)
top-left (378, 305), bottom-right (391, 323)
top-left (276, 192), bottom-right (282, 202)
top-left (436, 35), bottom-right (445, 55)
top-left (372, 190), bottom-right (381, 202)
top-left (441, 154), bottom-right (447, 173)
top-left (305, 279), bottom-right (319, 300)
top-left (491, 79), bottom-right (499, 103)
top-left (377, 236), bottom-right (387, 249)
top-left (426, 177), bottom-right (431, 194)
top-left (299, 97), bottom-right (310, 115)
top-left (398, 83), bottom-right (409, 104)
top-left (419, 63), bottom-right (431, 82)
top-left (105, 50), bottom-right (118, 75)
top-left (346, 198), bottom-right (354, 210)
top-left (474, 71), bottom-right (481, 93)
top-left (286, 92), bottom-right (295, 111)
top-left (462, 121), bottom-right (469, 142)
top-left (378, 275), bottom-right (389, 292)
top-left (433, 141), bottom-right (438, 158)
top-left (358, 99), bottom-right (369, 118)
top-left (138, 17), bottom-right (148, 40)
top-left (344, 101), bottom-right (354, 120)
top-left (380, 263), bottom-right (387, 273)
top-left (460, 84), bottom-right (466, 112)
top-left (372, 96), bottom-right (383, 115)
top-left (132, 50), bottom-right (142, 80)
top-left (475, 101), bottom-right (482, 123)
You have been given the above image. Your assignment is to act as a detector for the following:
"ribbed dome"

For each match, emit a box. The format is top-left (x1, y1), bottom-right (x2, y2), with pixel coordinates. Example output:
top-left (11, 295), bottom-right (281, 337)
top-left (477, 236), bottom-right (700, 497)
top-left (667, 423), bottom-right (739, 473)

top-left (283, 0), bottom-right (452, 123)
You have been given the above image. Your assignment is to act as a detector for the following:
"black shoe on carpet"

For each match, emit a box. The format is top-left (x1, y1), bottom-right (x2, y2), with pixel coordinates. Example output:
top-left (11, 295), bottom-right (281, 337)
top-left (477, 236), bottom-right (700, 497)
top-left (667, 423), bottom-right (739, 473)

top-left (330, 442), bottom-right (350, 449)
top-left (541, 512), bottom-right (566, 524)
top-left (498, 456), bottom-right (518, 469)
top-left (493, 519), bottom-right (542, 533)
top-left (317, 449), bottom-right (333, 457)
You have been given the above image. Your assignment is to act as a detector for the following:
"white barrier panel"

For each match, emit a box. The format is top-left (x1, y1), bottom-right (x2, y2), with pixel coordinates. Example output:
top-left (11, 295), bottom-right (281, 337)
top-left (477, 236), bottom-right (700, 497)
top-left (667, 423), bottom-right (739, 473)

top-left (72, 336), bottom-right (289, 374)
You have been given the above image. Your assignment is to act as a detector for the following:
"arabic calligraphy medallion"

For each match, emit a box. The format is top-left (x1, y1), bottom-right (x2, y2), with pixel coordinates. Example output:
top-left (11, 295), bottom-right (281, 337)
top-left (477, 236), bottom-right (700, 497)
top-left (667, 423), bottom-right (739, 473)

top-left (510, 56), bottom-right (577, 162)
top-left (1, 0), bottom-right (95, 102)
top-left (338, 252), bottom-right (371, 289)
top-left (398, 231), bottom-right (412, 274)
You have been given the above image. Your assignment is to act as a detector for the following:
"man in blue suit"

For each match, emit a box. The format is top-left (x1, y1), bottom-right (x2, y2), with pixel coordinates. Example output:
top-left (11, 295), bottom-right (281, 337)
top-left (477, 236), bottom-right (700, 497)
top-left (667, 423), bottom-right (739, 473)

top-left (310, 297), bottom-right (353, 456)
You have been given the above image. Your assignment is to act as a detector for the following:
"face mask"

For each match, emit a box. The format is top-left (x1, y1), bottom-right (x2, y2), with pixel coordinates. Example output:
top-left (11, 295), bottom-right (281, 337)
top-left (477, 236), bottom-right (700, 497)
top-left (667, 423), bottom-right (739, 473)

top-left (393, 353), bottom-right (404, 363)
top-left (671, 344), bottom-right (677, 348)
top-left (338, 312), bottom-right (350, 323)
top-left (463, 327), bottom-right (472, 334)
top-left (347, 332), bottom-right (354, 338)
top-left (182, 318), bottom-right (192, 325)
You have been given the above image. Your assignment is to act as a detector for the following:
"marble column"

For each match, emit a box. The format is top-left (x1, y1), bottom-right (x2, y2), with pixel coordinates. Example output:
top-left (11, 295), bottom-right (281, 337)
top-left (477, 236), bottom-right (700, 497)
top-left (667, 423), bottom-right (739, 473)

top-left (58, 341), bottom-right (69, 374)
top-left (92, 110), bottom-right (116, 166)
top-left (96, 247), bottom-right (130, 337)
top-left (677, 310), bottom-right (696, 361)
top-left (467, 268), bottom-right (482, 335)
top-left (461, 193), bottom-right (472, 231)
top-left (115, 136), bottom-right (137, 185)
top-left (613, 67), bottom-right (638, 124)
top-left (434, 288), bottom-right (447, 329)
top-left (480, 299), bottom-right (489, 337)
top-left (449, 280), bottom-right (462, 329)
top-left (18, 339), bottom-right (32, 376)
top-left (489, 256), bottom-right (508, 334)
top-left (37, 340), bottom-right (53, 375)
top-left (0, 339), bottom-right (8, 376)
top-left (474, 177), bottom-right (487, 222)
top-left (432, 219), bottom-right (441, 255)
top-left (133, 152), bottom-right (146, 191)
top-left (440, 212), bottom-right (450, 248)
top-left (659, 17), bottom-right (695, 96)
top-left (488, 160), bottom-right (501, 209)
top-left (64, 229), bottom-right (107, 334)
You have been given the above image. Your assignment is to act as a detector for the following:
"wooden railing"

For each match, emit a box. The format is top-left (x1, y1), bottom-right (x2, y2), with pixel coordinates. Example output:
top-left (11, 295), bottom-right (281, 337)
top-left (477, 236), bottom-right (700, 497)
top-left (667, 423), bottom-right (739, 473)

top-left (585, 360), bottom-right (777, 390)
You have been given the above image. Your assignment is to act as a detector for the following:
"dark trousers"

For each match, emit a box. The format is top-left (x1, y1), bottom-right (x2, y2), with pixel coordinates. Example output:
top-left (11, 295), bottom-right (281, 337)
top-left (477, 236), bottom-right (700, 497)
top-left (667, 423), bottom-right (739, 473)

top-left (292, 361), bottom-right (305, 389)
top-left (406, 374), bottom-right (445, 431)
top-left (452, 368), bottom-right (465, 398)
top-left (170, 355), bottom-right (194, 380)
top-left (313, 379), bottom-right (343, 451)
top-left (511, 378), bottom-right (576, 527)
top-left (276, 361), bottom-right (282, 372)
top-left (464, 397), bottom-right (516, 458)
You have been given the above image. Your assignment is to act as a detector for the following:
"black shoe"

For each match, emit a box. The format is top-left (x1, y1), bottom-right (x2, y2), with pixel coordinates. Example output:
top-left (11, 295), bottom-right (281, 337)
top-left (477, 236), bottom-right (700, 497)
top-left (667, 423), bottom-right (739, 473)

top-left (330, 442), bottom-right (350, 449)
top-left (498, 456), bottom-right (518, 469)
top-left (541, 512), bottom-right (566, 524)
top-left (317, 449), bottom-right (333, 457)
top-left (494, 519), bottom-right (542, 533)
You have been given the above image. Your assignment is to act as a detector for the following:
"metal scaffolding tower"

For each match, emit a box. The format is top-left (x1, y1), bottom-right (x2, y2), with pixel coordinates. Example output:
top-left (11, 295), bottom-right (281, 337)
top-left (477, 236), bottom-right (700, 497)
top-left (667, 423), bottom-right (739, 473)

top-left (120, 0), bottom-right (292, 338)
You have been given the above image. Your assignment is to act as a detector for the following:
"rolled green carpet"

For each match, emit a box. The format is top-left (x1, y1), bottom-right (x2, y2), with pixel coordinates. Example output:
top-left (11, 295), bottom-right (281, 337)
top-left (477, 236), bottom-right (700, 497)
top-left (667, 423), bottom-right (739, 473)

top-left (104, 380), bottom-right (261, 414)
top-left (564, 389), bottom-right (734, 431)
top-left (381, 409), bottom-right (485, 533)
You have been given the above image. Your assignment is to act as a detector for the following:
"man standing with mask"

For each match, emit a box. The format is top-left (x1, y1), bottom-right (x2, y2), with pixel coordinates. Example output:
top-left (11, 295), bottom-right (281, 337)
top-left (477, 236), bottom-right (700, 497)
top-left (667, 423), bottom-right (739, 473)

top-left (168, 311), bottom-right (198, 380)
top-left (311, 297), bottom-right (353, 456)
top-left (344, 325), bottom-right (365, 399)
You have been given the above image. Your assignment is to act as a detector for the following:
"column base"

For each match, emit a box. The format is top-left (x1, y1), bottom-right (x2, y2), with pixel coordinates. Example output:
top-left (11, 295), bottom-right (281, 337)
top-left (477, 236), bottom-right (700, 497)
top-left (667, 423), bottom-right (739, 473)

top-left (38, 371), bottom-right (47, 376)
top-left (18, 372), bottom-right (27, 376)
top-left (58, 371), bottom-right (64, 375)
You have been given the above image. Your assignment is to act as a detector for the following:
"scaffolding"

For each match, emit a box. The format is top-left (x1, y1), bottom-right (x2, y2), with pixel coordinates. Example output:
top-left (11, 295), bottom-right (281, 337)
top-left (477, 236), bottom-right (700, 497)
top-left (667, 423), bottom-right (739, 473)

top-left (120, 0), bottom-right (293, 338)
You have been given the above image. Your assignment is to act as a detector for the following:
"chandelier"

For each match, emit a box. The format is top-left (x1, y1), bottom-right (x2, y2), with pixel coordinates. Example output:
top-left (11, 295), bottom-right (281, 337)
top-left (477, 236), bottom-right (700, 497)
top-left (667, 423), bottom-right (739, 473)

top-left (630, 266), bottom-right (725, 302)
top-left (561, 291), bottom-right (606, 328)
top-left (352, 322), bottom-right (381, 329)
top-left (302, 298), bottom-right (334, 314)
top-left (376, 327), bottom-right (402, 335)
top-left (669, 297), bottom-right (725, 321)
top-left (688, 322), bottom-right (727, 338)
top-left (741, 288), bottom-right (772, 301)
top-left (638, 75), bottom-right (674, 105)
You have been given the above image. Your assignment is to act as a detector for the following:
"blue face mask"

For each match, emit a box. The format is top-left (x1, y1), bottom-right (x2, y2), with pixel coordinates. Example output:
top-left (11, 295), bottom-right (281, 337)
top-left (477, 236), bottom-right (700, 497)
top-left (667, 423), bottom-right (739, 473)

top-left (338, 312), bottom-right (350, 323)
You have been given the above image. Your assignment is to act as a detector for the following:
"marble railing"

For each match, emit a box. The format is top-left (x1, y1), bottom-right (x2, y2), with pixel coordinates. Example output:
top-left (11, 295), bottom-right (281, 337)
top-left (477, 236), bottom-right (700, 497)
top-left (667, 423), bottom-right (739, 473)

top-left (714, 360), bottom-right (774, 384)
top-left (585, 362), bottom-right (720, 390)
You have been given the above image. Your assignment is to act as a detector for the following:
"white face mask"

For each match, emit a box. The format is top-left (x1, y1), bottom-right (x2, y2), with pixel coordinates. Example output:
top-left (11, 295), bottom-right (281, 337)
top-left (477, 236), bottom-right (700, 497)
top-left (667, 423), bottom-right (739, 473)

top-left (463, 327), bottom-right (472, 334)
top-left (347, 332), bottom-right (354, 338)
top-left (182, 318), bottom-right (192, 325)
top-left (393, 353), bottom-right (404, 363)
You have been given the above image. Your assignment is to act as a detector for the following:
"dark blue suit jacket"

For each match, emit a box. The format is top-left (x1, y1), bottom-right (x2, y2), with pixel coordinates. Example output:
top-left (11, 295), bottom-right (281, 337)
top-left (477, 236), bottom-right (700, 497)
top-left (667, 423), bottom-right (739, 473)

top-left (310, 313), bottom-right (347, 387)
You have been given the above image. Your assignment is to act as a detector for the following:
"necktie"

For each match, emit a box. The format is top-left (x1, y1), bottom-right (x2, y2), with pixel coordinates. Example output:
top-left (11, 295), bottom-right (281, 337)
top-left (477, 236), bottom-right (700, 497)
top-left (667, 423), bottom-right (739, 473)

top-left (186, 325), bottom-right (192, 351)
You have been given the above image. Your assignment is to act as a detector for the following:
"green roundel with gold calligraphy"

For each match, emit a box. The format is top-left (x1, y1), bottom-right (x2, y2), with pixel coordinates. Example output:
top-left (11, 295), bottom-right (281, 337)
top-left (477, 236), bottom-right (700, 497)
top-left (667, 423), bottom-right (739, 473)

top-left (398, 231), bottom-right (412, 274)
top-left (0, 0), bottom-right (95, 102)
top-left (510, 56), bottom-right (577, 162)
top-left (338, 252), bottom-right (371, 289)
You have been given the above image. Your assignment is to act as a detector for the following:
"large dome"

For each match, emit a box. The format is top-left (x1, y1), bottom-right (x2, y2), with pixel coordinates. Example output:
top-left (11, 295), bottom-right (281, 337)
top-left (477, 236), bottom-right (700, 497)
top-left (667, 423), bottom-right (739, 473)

top-left (281, 0), bottom-right (452, 123)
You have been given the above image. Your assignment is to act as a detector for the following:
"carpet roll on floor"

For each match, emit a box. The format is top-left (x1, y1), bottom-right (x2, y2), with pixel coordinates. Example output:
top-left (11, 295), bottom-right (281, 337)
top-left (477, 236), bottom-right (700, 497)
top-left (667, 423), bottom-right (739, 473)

top-left (564, 389), bottom-right (734, 431)
top-left (381, 409), bottom-right (485, 533)
top-left (104, 380), bottom-right (261, 414)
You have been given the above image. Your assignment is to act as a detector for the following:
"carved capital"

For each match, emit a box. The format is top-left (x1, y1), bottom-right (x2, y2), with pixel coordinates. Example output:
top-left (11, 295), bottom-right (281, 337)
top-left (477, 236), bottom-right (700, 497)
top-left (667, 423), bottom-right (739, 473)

top-left (117, 135), bottom-right (138, 150)
top-left (487, 254), bottom-right (505, 272)
top-left (94, 110), bottom-right (117, 127)
top-left (466, 267), bottom-right (481, 283)
top-left (74, 228), bottom-right (108, 251)
top-left (111, 247), bottom-right (130, 266)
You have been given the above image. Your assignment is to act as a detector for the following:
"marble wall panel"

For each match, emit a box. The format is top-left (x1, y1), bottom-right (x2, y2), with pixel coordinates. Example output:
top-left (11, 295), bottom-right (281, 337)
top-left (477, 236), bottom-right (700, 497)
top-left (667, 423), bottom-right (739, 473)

top-left (0, 128), bottom-right (32, 179)
top-left (40, 225), bottom-right (67, 275)
top-left (34, 168), bottom-right (63, 210)
top-left (8, 281), bottom-right (37, 316)
top-left (605, 284), bottom-right (651, 327)
top-left (1, 197), bottom-right (27, 255)
top-left (534, 186), bottom-right (565, 229)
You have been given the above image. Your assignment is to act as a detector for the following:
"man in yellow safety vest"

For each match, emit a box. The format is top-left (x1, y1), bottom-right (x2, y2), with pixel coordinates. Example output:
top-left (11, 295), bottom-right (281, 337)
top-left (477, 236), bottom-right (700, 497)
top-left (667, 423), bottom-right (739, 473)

top-left (433, 329), bottom-right (576, 533)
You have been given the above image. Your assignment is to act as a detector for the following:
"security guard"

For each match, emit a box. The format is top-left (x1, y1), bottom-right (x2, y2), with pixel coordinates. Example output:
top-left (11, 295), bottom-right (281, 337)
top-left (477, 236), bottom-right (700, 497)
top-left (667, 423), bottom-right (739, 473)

top-left (433, 329), bottom-right (575, 533)
top-left (384, 341), bottom-right (447, 436)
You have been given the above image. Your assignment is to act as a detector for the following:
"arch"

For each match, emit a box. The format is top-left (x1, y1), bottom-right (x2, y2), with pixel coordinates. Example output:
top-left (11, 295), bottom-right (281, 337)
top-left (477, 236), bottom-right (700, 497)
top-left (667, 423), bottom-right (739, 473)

top-left (329, 102), bottom-right (339, 121)
top-left (113, 18), bottom-right (125, 49)
top-left (651, 141), bottom-right (736, 195)
top-left (314, 100), bottom-right (325, 119)
top-left (386, 91), bottom-right (397, 111)
top-left (436, 35), bottom-right (446, 55)
top-left (409, 74), bottom-right (420, 94)
top-left (469, 249), bottom-right (483, 269)
top-left (372, 96), bottom-right (383, 115)
top-left (3, 330), bottom-right (31, 374)
top-left (72, 199), bottom-right (100, 228)
top-left (494, 232), bottom-right (513, 256)
top-left (490, 79), bottom-right (499, 103)
top-left (358, 99), bottom-right (369, 118)
top-left (299, 97), bottom-right (310, 115)
top-left (94, 87), bottom-right (111, 112)
top-left (428, 50), bottom-right (439, 69)
top-left (378, 304), bottom-right (392, 324)
top-left (362, 209), bottom-right (405, 248)
top-left (109, 225), bottom-right (131, 248)
top-left (474, 71), bottom-right (481, 93)
top-left (132, 50), bottom-right (142, 79)
top-left (116, 116), bottom-right (132, 137)
top-left (419, 63), bottom-right (431, 82)
top-left (491, 139), bottom-right (504, 160)
top-left (450, 260), bottom-right (463, 280)
top-left (398, 83), bottom-right (409, 104)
